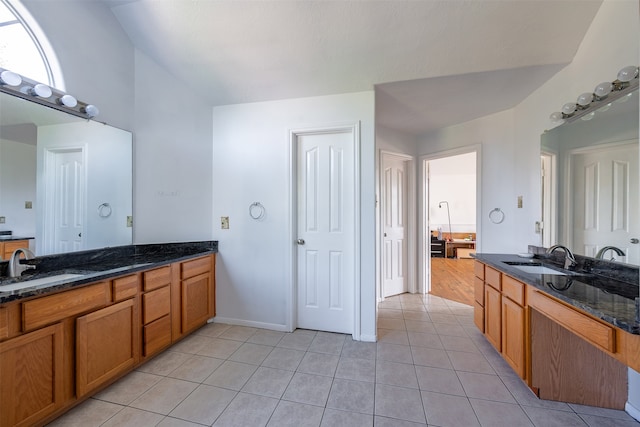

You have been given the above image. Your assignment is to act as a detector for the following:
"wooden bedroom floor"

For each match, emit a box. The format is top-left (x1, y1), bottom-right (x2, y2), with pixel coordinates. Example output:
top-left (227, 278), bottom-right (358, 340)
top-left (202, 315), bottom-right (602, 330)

top-left (429, 258), bottom-right (475, 306)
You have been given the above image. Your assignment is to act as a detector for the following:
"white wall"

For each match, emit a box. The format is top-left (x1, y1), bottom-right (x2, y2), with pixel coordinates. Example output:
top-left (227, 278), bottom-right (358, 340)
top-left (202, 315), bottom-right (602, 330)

top-left (0, 139), bottom-right (36, 237)
top-left (133, 50), bottom-right (214, 244)
top-left (212, 91), bottom-right (376, 339)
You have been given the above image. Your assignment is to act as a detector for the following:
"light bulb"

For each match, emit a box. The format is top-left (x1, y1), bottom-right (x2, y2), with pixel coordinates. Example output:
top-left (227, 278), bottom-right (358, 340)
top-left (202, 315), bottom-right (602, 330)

top-left (561, 102), bottom-right (577, 115)
top-left (617, 65), bottom-right (638, 83)
top-left (594, 82), bottom-right (613, 98)
top-left (0, 70), bottom-right (21, 86)
top-left (82, 104), bottom-right (99, 117)
top-left (29, 83), bottom-right (52, 98)
top-left (549, 112), bottom-right (564, 122)
top-left (576, 92), bottom-right (593, 107)
top-left (57, 94), bottom-right (78, 107)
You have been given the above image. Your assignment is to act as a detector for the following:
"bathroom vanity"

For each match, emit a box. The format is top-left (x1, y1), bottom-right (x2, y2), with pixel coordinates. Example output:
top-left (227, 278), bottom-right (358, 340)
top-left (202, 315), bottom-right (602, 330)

top-left (473, 253), bottom-right (639, 410)
top-left (0, 241), bottom-right (217, 427)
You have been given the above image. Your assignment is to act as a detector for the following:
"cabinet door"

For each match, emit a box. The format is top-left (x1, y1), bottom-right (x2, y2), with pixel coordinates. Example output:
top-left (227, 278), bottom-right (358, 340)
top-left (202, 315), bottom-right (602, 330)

top-left (181, 272), bottom-right (212, 334)
top-left (484, 285), bottom-right (502, 351)
top-left (0, 323), bottom-right (64, 427)
top-left (76, 299), bottom-right (138, 397)
top-left (501, 297), bottom-right (525, 378)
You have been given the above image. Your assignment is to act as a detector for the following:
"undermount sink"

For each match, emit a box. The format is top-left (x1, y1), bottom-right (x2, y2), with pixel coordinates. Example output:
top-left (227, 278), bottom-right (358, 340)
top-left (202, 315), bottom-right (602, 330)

top-left (0, 273), bottom-right (84, 292)
top-left (512, 265), bottom-right (570, 275)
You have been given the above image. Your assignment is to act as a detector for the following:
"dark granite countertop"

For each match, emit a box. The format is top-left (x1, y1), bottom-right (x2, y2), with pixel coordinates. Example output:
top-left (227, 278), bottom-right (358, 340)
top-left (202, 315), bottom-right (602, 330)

top-left (0, 241), bottom-right (218, 304)
top-left (473, 253), bottom-right (639, 335)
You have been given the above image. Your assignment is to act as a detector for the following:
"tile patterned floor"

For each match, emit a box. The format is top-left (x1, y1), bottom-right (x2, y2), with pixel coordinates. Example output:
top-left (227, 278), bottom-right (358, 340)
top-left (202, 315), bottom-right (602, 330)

top-left (48, 293), bottom-right (639, 426)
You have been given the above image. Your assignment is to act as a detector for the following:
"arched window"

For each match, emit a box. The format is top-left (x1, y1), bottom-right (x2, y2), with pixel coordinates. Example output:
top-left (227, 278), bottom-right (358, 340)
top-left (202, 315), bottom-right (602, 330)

top-left (0, 0), bottom-right (64, 89)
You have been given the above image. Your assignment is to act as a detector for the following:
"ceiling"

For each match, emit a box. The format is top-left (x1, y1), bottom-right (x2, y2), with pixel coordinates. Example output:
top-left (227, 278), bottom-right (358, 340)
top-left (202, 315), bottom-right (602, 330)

top-left (104, 0), bottom-right (602, 135)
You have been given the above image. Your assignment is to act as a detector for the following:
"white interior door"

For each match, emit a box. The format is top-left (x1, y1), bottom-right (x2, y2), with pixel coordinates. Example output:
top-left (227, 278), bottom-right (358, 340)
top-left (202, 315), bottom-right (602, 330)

top-left (382, 154), bottom-right (408, 297)
top-left (571, 142), bottom-right (639, 263)
top-left (296, 129), bottom-right (354, 334)
top-left (53, 149), bottom-right (84, 253)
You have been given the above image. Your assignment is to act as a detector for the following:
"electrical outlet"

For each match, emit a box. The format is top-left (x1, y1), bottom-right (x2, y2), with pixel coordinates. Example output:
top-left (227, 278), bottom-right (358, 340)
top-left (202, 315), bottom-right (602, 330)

top-left (0, 216), bottom-right (4, 224)
top-left (517, 196), bottom-right (523, 208)
top-left (221, 216), bottom-right (229, 229)
top-left (126, 216), bottom-right (133, 227)
top-left (25, 201), bottom-right (32, 209)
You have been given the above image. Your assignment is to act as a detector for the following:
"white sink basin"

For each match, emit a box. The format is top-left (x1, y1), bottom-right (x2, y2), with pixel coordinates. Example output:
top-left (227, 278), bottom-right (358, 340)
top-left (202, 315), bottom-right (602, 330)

top-left (513, 265), bottom-right (569, 275)
top-left (0, 273), bottom-right (84, 292)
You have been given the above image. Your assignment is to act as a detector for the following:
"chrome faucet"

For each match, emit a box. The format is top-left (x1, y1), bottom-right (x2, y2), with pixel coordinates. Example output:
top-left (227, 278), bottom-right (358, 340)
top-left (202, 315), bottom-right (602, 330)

top-left (546, 245), bottom-right (577, 270)
top-left (8, 248), bottom-right (36, 278)
top-left (595, 246), bottom-right (626, 261)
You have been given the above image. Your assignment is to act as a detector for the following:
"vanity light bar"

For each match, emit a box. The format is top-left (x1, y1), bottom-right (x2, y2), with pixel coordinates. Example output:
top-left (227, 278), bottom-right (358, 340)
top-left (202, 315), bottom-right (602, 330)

top-left (550, 65), bottom-right (639, 125)
top-left (0, 68), bottom-right (99, 119)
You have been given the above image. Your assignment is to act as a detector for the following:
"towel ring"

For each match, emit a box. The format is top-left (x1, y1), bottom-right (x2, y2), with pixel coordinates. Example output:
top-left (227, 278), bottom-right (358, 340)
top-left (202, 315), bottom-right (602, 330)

top-left (489, 208), bottom-right (504, 224)
top-left (97, 203), bottom-right (112, 218)
top-left (249, 202), bottom-right (265, 220)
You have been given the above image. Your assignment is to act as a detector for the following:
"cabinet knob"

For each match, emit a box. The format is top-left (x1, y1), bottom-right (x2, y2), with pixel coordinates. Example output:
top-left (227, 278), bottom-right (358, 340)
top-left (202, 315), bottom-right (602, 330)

top-left (296, 239), bottom-right (305, 245)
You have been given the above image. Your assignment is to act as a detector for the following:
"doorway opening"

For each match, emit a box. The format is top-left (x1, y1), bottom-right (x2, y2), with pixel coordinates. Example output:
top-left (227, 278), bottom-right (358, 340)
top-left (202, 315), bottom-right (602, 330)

top-left (422, 148), bottom-right (479, 306)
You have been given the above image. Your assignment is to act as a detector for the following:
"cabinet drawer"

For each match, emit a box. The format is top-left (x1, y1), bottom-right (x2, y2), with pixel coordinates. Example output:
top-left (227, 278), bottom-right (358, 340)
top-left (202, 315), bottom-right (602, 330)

top-left (143, 266), bottom-right (172, 291)
top-left (474, 261), bottom-right (485, 280)
top-left (143, 314), bottom-right (171, 356)
top-left (529, 289), bottom-right (616, 353)
top-left (474, 277), bottom-right (484, 306)
top-left (143, 286), bottom-right (171, 325)
top-left (23, 282), bottom-right (110, 332)
top-left (113, 274), bottom-right (139, 302)
top-left (485, 266), bottom-right (501, 291)
top-left (474, 301), bottom-right (484, 333)
top-left (502, 275), bottom-right (525, 306)
top-left (181, 256), bottom-right (211, 279)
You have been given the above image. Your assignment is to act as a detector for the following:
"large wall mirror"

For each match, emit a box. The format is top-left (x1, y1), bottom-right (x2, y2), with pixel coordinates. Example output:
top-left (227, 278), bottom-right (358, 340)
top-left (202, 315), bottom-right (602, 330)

top-left (0, 92), bottom-right (133, 256)
top-left (541, 88), bottom-right (638, 266)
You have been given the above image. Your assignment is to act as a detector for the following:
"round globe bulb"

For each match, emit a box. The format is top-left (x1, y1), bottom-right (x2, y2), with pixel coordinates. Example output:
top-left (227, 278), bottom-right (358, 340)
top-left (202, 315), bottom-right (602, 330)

top-left (549, 112), bottom-right (564, 122)
top-left (58, 94), bottom-right (78, 108)
top-left (83, 104), bottom-right (99, 118)
top-left (576, 92), bottom-right (593, 107)
top-left (561, 102), bottom-right (577, 115)
top-left (0, 70), bottom-right (22, 86)
top-left (617, 65), bottom-right (638, 83)
top-left (31, 83), bottom-right (52, 98)
top-left (594, 82), bottom-right (613, 98)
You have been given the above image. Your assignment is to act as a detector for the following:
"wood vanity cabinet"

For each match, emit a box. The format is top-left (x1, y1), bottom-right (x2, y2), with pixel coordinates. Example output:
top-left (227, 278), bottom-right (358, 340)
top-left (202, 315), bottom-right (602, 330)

top-left (142, 266), bottom-right (172, 358)
top-left (0, 322), bottom-right (64, 427)
top-left (172, 255), bottom-right (216, 340)
top-left (473, 261), bottom-right (485, 332)
top-left (483, 266), bottom-right (502, 351)
top-left (0, 240), bottom-right (30, 261)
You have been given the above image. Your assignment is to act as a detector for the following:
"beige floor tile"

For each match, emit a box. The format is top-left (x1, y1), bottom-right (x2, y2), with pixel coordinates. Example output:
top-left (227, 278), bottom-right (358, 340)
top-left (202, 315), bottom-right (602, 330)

top-left (228, 342), bottom-right (274, 365)
top-left (429, 313), bottom-right (460, 324)
top-left (407, 331), bottom-right (443, 349)
top-left (297, 351), bottom-right (340, 377)
top-left (421, 391), bottom-right (480, 427)
top-left (101, 407), bottom-right (165, 427)
top-left (247, 329), bottom-right (285, 346)
top-left (414, 365), bottom-right (465, 396)
top-left (194, 322), bottom-right (232, 338)
top-left (439, 334), bottom-right (480, 353)
top-left (402, 303), bottom-right (427, 312)
top-left (568, 403), bottom-right (637, 420)
top-left (377, 317), bottom-right (406, 331)
top-left (326, 378), bottom-right (375, 415)
top-left (46, 398), bottom-right (124, 427)
top-left (94, 371), bottom-right (163, 405)
top-left (457, 371), bottom-right (516, 403)
top-left (378, 308), bottom-right (405, 319)
top-left (157, 416), bottom-right (205, 427)
top-left (335, 356), bottom-right (376, 383)
top-left (219, 326), bottom-right (258, 342)
top-left (341, 339), bottom-right (377, 360)
top-left (403, 310), bottom-right (432, 322)
top-left (521, 405), bottom-right (588, 426)
top-left (377, 342), bottom-right (413, 364)
top-left (277, 329), bottom-right (316, 351)
top-left (241, 366), bottom-right (295, 398)
top-left (308, 331), bottom-right (347, 355)
top-left (261, 347), bottom-right (306, 371)
top-left (378, 300), bottom-right (403, 310)
top-left (410, 346), bottom-right (452, 369)
top-left (203, 360), bottom-right (257, 390)
top-left (447, 350), bottom-right (494, 374)
top-left (267, 400), bottom-right (324, 427)
top-left (375, 384), bottom-right (426, 424)
top-left (167, 354), bottom-right (224, 383)
top-left (196, 337), bottom-right (243, 359)
top-left (469, 398), bottom-right (533, 427)
top-left (321, 408), bottom-right (374, 427)
top-left (169, 384), bottom-right (236, 425)
top-left (500, 375), bottom-right (572, 411)
top-left (377, 328), bottom-right (410, 345)
top-left (213, 392), bottom-right (278, 427)
top-left (376, 360), bottom-right (419, 389)
top-left (433, 322), bottom-right (468, 337)
top-left (282, 372), bottom-right (333, 406)
top-left (137, 351), bottom-right (192, 376)
top-left (129, 377), bottom-right (198, 415)
top-left (374, 415), bottom-right (427, 426)
top-left (579, 414), bottom-right (640, 427)
top-left (170, 334), bottom-right (217, 355)
top-left (404, 320), bottom-right (437, 333)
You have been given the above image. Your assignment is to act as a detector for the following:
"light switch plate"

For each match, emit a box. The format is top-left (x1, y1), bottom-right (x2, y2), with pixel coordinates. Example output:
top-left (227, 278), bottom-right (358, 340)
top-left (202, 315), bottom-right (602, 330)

top-left (221, 216), bottom-right (229, 229)
top-left (0, 216), bottom-right (4, 224)
top-left (517, 196), bottom-right (523, 208)
top-left (25, 201), bottom-right (32, 209)
top-left (126, 216), bottom-right (133, 227)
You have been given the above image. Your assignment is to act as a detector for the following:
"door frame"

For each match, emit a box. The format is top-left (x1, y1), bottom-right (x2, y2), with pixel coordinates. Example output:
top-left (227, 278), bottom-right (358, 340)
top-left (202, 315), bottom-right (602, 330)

top-left (288, 122), bottom-right (361, 339)
top-left (540, 151), bottom-right (557, 248)
top-left (419, 144), bottom-right (481, 294)
top-left (40, 145), bottom-right (87, 255)
top-left (377, 150), bottom-right (416, 302)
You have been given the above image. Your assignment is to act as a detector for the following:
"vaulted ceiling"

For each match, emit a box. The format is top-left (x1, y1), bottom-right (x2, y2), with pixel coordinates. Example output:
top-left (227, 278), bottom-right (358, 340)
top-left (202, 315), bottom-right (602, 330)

top-left (104, 0), bottom-right (603, 135)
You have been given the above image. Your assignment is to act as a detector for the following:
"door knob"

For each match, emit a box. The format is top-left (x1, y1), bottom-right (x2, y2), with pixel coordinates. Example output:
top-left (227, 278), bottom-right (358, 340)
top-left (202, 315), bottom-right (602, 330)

top-left (296, 239), bottom-right (305, 245)
top-left (631, 238), bottom-right (639, 244)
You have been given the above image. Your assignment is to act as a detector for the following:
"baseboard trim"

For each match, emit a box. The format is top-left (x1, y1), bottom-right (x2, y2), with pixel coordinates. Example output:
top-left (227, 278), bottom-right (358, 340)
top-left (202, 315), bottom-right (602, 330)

top-left (209, 316), bottom-right (292, 332)
top-left (625, 401), bottom-right (640, 422)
